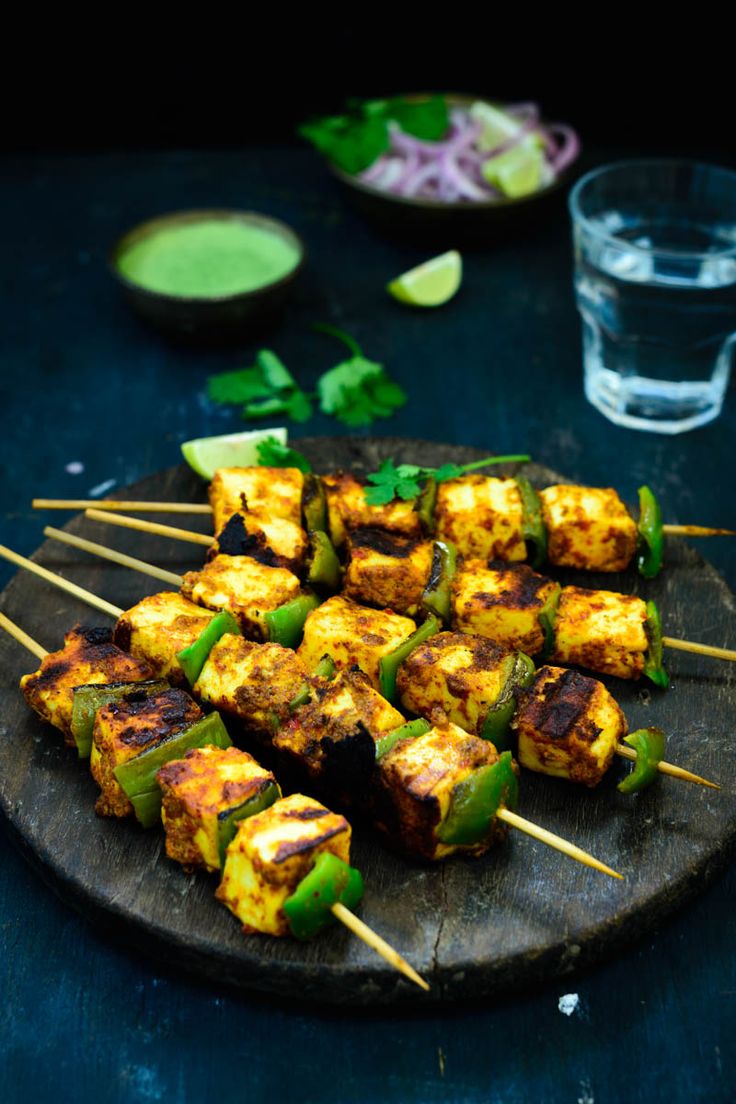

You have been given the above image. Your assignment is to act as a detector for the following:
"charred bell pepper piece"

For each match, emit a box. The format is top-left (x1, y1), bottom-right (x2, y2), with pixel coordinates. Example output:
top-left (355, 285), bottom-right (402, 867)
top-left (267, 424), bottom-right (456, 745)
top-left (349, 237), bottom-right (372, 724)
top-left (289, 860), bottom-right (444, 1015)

top-left (379, 614), bottom-right (441, 702)
top-left (538, 582), bottom-right (562, 661)
top-left (306, 531), bottom-right (341, 592)
top-left (216, 781), bottom-right (282, 869)
top-left (283, 851), bottom-right (364, 940)
top-left (288, 654), bottom-right (337, 712)
top-left (515, 476), bottom-right (548, 569)
top-left (636, 485), bottom-right (664, 579)
top-left (421, 540), bottom-right (457, 623)
top-left (480, 652), bottom-right (536, 751)
top-left (617, 727), bottom-right (665, 794)
top-left (416, 476), bottom-right (437, 535)
top-left (437, 750), bottom-right (519, 846)
top-left (264, 593), bottom-right (321, 649)
top-left (177, 611), bottom-right (241, 687)
top-left (375, 718), bottom-right (431, 760)
top-left (643, 600), bottom-right (669, 688)
top-left (70, 679), bottom-right (168, 759)
top-left (302, 474), bottom-right (328, 533)
top-left (114, 711), bottom-right (232, 827)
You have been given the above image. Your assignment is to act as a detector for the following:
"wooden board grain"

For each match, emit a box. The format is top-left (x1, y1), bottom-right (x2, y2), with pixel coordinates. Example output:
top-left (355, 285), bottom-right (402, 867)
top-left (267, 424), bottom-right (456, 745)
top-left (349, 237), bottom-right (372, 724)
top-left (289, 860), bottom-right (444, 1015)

top-left (0, 437), bottom-right (735, 1007)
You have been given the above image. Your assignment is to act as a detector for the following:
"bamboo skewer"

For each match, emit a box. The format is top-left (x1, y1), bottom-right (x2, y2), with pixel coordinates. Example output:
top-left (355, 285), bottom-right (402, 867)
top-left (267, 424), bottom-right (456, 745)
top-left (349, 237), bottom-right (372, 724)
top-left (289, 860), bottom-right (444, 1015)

top-left (0, 610), bottom-right (48, 660)
top-left (662, 524), bottom-right (735, 537)
top-left (615, 744), bottom-right (719, 790)
top-left (0, 545), bottom-right (123, 618)
top-left (43, 528), bottom-right (183, 587)
top-left (85, 509), bottom-right (212, 547)
top-left (662, 636), bottom-right (736, 663)
top-left (33, 499), bottom-right (212, 515)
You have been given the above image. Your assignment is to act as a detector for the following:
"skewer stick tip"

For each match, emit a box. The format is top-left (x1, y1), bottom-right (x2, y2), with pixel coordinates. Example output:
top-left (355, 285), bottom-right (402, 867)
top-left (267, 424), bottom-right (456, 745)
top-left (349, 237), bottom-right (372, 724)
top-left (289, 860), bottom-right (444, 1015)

top-left (497, 808), bottom-right (623, 880)
top-left (330, 902), bottom-right (430, 991)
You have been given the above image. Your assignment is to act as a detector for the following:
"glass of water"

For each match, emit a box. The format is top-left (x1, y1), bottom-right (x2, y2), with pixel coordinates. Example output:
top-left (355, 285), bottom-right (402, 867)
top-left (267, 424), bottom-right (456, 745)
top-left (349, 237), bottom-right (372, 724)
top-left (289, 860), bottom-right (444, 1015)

top-left (569, 160), bottom-right (736, 433)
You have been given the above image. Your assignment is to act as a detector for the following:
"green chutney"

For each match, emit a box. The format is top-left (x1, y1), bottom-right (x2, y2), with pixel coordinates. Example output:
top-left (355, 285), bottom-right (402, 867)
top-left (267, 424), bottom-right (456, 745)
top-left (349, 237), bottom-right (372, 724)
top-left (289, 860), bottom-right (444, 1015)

top-left (117, 218), bottom-right (300, 299)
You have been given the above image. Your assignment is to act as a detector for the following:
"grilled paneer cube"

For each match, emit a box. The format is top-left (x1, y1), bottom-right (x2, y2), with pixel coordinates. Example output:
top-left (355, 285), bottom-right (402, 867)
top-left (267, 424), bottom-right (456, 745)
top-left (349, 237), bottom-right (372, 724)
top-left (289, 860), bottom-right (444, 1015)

top-left (298, 595), bottom-right (416, 690)
top-left (343, 528), bottom-right (434, 616)
top-left (209, 466), bottom-right (304, 533)
top-left (435, 476), bottom-right (526, 562)
top-left (157, 746), bottom-right (280, 872)
top-left (540, 485), bottom-right (638, 573)
top-left (397, 631), bottom-right (513, 736)
top-left (90, 688), bottom-right (202, 818)
top-left (513, 665), bottom-right (626, 786)
top-left (372, 721), bottom-right (508, 861)
top-left (552, 585), bottom-right (649, 680)
top-left (20, 626), bottom-right (153, 746)
top-left (212, 510), bottom-right (308, 573)
top-left (180, 554), bottom-right (302, 639)
top-left (194, 634), bottom-right (308, 738)
top-left (216, 793), bottom-right (352, 936)
top-left (323, 472), bottom-right (423, 547)
top-left (113, 591), bottom-right (217, 685)
top-left (452, 561), bottom-right (558, 655)
top-left (274, 667), bottom-right (404, 791)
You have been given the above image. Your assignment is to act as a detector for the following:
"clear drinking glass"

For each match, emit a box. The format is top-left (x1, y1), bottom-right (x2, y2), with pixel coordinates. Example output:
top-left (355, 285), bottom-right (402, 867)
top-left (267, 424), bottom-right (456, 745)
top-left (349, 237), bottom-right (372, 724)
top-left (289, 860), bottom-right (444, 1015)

top-left (569, 160), bottom-right (736, 433)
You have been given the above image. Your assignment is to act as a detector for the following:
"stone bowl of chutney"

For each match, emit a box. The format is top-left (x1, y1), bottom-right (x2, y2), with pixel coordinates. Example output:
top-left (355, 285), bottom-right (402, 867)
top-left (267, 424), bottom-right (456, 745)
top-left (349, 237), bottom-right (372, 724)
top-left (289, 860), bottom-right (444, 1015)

top-left (110, 209), bottom-right (305, 342)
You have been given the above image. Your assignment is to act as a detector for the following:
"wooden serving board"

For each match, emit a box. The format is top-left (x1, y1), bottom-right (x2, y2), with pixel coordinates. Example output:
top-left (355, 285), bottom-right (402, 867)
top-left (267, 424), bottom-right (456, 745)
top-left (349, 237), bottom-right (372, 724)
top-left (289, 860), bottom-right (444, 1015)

top-left (1, 437), bottom-right (735, 1007)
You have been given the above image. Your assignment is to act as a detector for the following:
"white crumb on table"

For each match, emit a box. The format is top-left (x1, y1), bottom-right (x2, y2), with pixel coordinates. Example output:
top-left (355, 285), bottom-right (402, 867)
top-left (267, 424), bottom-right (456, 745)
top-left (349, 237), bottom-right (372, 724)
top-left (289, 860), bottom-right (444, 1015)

top-left (558, 992), bottom-right (580, 1016)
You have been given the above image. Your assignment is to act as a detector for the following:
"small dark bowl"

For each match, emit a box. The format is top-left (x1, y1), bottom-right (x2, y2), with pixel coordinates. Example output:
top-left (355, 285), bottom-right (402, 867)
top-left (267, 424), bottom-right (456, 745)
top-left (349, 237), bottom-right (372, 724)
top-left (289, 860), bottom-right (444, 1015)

top-left (328, 95), bottom-right (579, 246)
top-left (110, 209), bottom-right (305, 342)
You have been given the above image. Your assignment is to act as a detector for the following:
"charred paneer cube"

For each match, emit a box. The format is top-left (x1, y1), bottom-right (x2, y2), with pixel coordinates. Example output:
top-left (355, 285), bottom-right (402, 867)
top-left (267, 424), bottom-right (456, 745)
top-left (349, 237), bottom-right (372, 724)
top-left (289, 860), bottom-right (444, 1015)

top-left (551, 585), bottom-right (649, 680)
top-left (397, 631), bottom-right (513, 736)
top-left (209, 466), bottom-right (304, 533)
top-left (157, 746), bottom-right (280, 872)
top-left (435, 476), bottom-right (527, 562)
top-left (216, 793), bottom-right (352, 936)
top-left (452, 561), bottom-right (558, 656)
top-left (323, 472), bottom-right (423, 547)
top-left (540, 485), bottom-right (638, 573)
top-left (274, 667), bottom-right (404, 792)
top-left (513, 665), bottom-right (626, 786)
top-left (297, 595), bottom-right (416, 690)
top-left (20, 626), bottom-right (153, 746)
top-left (180, 554), bottom-right (302, 639)
top-left (194, 634), bottom-right (309, 738)
top-left (113, 591), bottom-right (217, 685)
top-left (90, 688), bottom-right (202, 818)
top-left (372, 721), bottom-right (508, 861)
top-left (212, 509), bottom-right (308, 573)
top-left (343, 528), bottom-right (434, 616)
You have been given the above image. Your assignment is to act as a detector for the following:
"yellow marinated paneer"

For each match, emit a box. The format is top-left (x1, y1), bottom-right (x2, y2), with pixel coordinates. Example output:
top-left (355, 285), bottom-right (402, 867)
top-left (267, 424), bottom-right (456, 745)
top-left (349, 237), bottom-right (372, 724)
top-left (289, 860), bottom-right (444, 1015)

top-left (452, 561), bottom-right (558, 656)
top-left (397, 631), bottom-right (514, 736)
top-left (343, 529), bottom-right (434, 616)
top-left (212, 509), bottom-right (308, 572)
top-left (20, 626), bottom-right (153, 746)
top-left (194, 634), bottom-right (309, 738)
top-left (435, 475), bottom-right (527, 562)
top-left (180, 554), bottom-right (302, 639)
top-left (274, 667), bottom-right (404, 789)
top-left (551, 585), bottom-right (649, 680)
top-left (323, 472), bottom-right (423, 547)
top-left (113, 591), bottom-right (217, 685)
top-left (372, 721), bottom-right (508, 861)
top-left (513, 665), bottom-right (626, 786)
top-left (90, 688), bottom-right (202, 818)
top-left (209, 466), bottom-right (304, 533)
top-left (540, 485), bottom-right (638, 573)
top-left (215, 793), bottom-right (352, 936)
top-left (297, 595), bottom-right (416, 690)
top-left (157, 746), bottom-right (280, 872)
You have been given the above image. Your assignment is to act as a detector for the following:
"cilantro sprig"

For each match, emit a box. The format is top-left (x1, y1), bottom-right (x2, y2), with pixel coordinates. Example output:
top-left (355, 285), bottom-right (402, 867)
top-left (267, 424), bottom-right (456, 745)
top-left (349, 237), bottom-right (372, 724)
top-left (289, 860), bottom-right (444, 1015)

top-left (207, 350), bottom-right (312, 423)
top-left (364, 455), bottom-right (531, 506)
top-left (256, 436), bottom-right (312, 473)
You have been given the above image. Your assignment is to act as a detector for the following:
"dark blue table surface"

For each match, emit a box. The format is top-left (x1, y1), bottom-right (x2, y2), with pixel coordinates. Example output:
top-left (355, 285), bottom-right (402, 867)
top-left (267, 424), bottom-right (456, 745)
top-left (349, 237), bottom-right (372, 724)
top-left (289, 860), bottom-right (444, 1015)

top-left (1, 145), bottom-right (735, 1103)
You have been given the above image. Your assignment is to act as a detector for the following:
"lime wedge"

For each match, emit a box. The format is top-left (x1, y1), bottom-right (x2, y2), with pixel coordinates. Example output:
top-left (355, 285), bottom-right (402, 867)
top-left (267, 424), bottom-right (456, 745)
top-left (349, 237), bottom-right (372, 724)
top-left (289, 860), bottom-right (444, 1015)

top-left (387, 251), bottom-right (462, 308)
top-left (482, 139), bottom-right (545, 199)
top-left (181, 427), bottom-right (287, 480)
top-left (469, 101), bottom-right (525, 152)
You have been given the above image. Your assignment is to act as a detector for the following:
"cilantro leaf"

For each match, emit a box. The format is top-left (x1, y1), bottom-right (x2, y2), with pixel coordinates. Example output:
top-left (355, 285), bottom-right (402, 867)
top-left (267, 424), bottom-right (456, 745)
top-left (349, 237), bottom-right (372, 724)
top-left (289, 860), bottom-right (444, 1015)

top-left (207, 368), bottom-right (272, 406)
top-left (256, 436), bottom-right (312, 473)
top-left (364, 454), bottom-right (532, 506)
top-left (317, 356), bottom-right (406, 427)
top-left (208, 350), bottom-right (312, 424)
top-left (387, 95), bottom-right (449, 140)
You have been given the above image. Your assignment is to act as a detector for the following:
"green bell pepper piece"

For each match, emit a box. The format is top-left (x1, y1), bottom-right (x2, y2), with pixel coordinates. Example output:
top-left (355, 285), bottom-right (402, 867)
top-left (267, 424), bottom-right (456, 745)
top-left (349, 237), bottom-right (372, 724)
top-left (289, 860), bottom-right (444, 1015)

top-left (480, 652), bottom-right (536, 751)
top-left (306, 531), bottom-right (341, 592)
top-left (302, 474), bottom-right (328, 533)
top-left (379, 614), bottom-right (441, 702)
top-left (217, 780), bottom-right (282, 868)
top-left (538, 582), bottom-right (561, 661)
top-left (264, 592), bottom-right (320, 648)
top-left (70, 679), bottom-right (168, 759)
top-left (636, 485), bottom-right (664, 579)
top-left (130, 789), bottom-right (164, 829)
top-left (288, 654), bottom-right (336, 713)
top-left (416, 476), bottom-right (437, 535)
top-left (283, 851), bottom-right (365, 940)
top-left (375, 718), bottom-right (431, 760)
top-left (177, 611), bottom-right (241, 687)
top-left (643, 600), bottom-right (669, 688)
top-left (617, 727), bottom-right (665, 794)
top-left (421, 540), bottom-right (457, 623)
top-left (437, 750), bottom-right (519, 846)
top-left (515, 477), bottom-right (548, 569)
